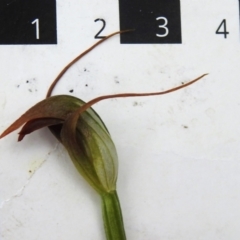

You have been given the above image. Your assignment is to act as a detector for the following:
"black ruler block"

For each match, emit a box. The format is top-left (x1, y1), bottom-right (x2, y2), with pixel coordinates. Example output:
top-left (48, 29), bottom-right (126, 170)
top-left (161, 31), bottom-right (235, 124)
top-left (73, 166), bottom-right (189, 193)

top-left (0, 0), bottom-right (57, 45)
top-left (119, 0), bottom-right (182, 44)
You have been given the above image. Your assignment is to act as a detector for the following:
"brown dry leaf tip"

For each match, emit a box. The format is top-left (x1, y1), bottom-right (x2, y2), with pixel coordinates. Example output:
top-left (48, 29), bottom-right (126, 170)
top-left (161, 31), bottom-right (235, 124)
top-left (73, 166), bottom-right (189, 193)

top-left (65, 73), bottom-right (208, 130)
top-left (44, 30), bottom-right (207, 130)
top-left (46, 29), bottom-right (134, 98)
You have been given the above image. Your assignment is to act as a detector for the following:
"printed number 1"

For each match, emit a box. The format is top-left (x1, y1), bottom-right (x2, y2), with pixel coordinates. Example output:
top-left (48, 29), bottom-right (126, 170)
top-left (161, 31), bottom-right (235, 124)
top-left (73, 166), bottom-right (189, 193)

top-left (32, 19), bottom-right (40, 39)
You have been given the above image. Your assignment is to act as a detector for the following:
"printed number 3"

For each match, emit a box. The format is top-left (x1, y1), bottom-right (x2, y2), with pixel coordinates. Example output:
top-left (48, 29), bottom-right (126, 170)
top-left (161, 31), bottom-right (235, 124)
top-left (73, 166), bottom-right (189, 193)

top-left (156, 17), bottom-right (169, 37)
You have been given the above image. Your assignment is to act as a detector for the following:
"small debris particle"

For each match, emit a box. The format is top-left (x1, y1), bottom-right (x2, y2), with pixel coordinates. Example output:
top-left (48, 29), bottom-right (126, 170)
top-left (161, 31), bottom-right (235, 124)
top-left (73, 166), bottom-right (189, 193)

top-left (181, 82), bottom-right (184, 85)
top-left (29, 170), bottom-right (32, 173)
top-left (114, 76), bottom-right (119, 84)
top-left (183, 125), bottom-right (188, 129)
top-left (28, 89), bottom-right (32, 92)
top-left (69, 89), bottom-right (74, 93)
top-left (85, 84), bottom-right (88, 87)
top-left (133, 101), bottom-right (143, 107)
top-left (26, 80), bottom-right (29, 83)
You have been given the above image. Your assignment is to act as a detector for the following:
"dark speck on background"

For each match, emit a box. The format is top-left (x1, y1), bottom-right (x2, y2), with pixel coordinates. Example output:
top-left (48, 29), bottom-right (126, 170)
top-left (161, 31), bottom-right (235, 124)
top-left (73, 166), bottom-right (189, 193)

top-left (114, 76), bottom-right (119, 84)
top-left (133, 101), bottom-right (143, 107)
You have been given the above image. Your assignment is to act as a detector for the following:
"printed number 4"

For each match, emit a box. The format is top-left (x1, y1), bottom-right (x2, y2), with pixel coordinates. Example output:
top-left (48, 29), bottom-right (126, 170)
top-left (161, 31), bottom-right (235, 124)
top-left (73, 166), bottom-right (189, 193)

top-left (216, 19), bottom-right (229, 39)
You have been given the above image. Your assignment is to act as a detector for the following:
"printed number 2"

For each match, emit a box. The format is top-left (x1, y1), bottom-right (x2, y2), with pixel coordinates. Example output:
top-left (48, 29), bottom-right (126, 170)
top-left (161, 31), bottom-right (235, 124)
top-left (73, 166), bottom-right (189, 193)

top-left (94, 19), bottom-right (106, 39)
top-left (216, 19), bottom-right (229, 39)
top-left (156, 17), bottom-right (169, 37)
top-left (32, 18), bottom-right (40, 39)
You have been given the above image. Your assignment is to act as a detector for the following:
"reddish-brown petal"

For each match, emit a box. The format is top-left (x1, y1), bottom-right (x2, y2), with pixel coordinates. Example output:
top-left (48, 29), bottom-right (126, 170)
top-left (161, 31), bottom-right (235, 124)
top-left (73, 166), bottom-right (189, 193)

top-left (18, 118), bottom-right (63, 141)
top-left (0, 95), bottom-right (82, 139)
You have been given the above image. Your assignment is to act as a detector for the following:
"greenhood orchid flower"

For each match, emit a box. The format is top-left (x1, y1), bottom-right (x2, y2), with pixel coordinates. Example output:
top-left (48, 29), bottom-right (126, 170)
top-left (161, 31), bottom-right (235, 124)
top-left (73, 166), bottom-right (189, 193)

top-left (0, 94), bottom-right (125, 239)
top-left (0, 30), bottom-right (207, 240)
top-left (1, 95), bottom-right (118, 193)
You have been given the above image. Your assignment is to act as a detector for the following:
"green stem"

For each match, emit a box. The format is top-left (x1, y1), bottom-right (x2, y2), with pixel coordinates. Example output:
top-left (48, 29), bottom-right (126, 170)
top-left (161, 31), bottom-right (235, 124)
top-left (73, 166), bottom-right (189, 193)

top-left (101, 190), bottom-right (126, 240)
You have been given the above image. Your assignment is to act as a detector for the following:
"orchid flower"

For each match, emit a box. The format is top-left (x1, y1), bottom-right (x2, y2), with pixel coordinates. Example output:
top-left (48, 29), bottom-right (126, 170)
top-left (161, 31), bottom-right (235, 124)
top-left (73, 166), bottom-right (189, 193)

top-left (0, 30), bottom-right (207, 240)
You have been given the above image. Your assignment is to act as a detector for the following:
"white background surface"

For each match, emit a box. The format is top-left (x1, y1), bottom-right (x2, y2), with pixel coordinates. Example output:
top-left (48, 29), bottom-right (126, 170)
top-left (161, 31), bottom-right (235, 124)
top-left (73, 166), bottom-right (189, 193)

top-left (1, 0), bottom-right (240, 239)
